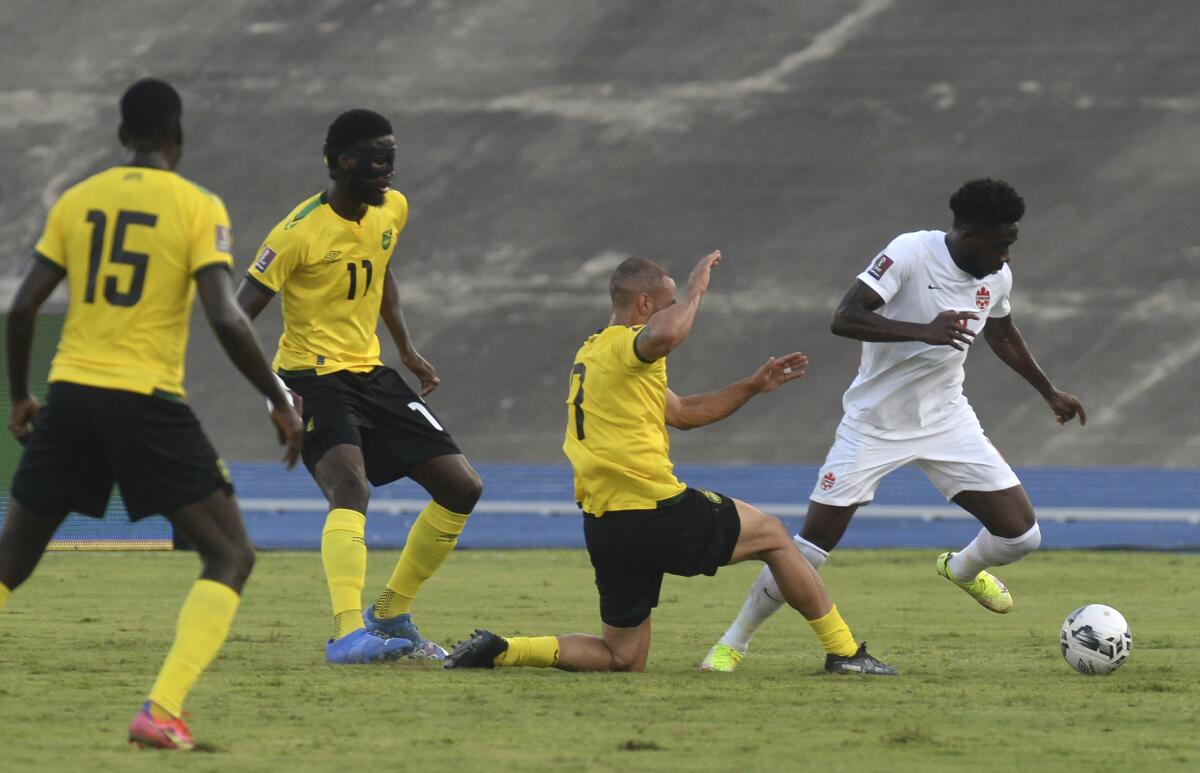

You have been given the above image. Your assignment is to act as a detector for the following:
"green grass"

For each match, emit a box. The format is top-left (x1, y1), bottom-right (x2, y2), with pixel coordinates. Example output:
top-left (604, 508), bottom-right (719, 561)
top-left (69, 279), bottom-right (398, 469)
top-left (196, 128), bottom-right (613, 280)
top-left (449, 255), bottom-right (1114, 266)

top-left (1, 549), bottom-right (1198, 771)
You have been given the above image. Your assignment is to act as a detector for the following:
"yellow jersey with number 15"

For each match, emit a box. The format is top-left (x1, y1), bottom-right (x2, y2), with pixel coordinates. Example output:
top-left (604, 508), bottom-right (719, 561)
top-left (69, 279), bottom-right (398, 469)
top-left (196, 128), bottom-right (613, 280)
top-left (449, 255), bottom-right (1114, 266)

top-left (33, 166), bottom-right (234, 397)
top-left (246, 189), bottom-right (408, 375)
top-left (562, 325), bottom-right (686, 517)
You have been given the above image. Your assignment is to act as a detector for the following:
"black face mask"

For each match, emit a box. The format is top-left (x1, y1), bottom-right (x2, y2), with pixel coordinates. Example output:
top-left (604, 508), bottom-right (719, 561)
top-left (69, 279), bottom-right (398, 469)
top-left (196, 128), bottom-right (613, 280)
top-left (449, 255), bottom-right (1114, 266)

top-left (331, 145), bottom-right (395, 180)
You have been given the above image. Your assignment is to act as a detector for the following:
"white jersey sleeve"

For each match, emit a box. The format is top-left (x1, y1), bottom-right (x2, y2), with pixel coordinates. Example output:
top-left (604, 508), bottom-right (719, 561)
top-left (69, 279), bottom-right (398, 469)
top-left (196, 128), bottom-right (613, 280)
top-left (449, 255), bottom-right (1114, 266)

top-left (856, 233), bottom-right (921, 303)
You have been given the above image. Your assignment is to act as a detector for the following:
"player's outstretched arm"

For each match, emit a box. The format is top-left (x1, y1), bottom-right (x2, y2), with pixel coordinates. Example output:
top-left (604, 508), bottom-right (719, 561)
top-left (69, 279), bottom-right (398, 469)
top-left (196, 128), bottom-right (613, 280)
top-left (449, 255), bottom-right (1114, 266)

top-left (380, 267), bottom-right (440, 397)
top-left (831, 280), bottom-right (979, 350)
top-left (983, 314), bottom-right (1086, 425)
top-left (665, 352), bottom-right (808, 430)
top-left (197, 267), bottom-right (304, 466)
top-left (635, 250), bottom-right (721, 363)
top-left (5, 258), bottom-right (64, 442)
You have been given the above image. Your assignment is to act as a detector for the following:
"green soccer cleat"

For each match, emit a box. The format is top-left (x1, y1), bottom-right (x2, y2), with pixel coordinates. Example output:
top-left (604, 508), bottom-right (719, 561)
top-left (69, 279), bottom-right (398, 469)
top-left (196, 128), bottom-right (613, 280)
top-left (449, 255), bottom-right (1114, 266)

top-left (699, 643), bottom-right (744, 673)
top-left (936, 551), bottom-right (1013, 613)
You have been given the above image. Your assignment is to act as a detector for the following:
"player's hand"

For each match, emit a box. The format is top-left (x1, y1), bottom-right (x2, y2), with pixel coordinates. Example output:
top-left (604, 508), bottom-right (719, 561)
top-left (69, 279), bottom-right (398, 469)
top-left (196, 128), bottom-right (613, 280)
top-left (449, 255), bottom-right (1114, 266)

top-left (402, 350), bottom-right (441, 397)
top-left (750, 353), bottom-right (809, 393)
top-left (1045, 389), bottom-right (1086, 426)
top-left (270, 401), bottom-right (304, 469)
top-left (921, 310), bottom-right (979, 350)
top-left (686, 250), bottom-right (722, 297)
top-left (8, 396), bottom-right (39, 444)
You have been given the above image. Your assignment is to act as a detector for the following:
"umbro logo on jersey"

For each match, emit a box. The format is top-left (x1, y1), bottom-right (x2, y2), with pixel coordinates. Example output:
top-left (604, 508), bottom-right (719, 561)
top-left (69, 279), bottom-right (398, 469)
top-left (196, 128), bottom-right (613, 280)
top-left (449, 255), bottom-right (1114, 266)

top-left (323, 250), bottom-right (342, 262)
top-left (820, 472), bottom-right (836, 491)
top-left (867, 254), bottom-right (893, 280)
top-left (976, 286), bottom-right (991, 310)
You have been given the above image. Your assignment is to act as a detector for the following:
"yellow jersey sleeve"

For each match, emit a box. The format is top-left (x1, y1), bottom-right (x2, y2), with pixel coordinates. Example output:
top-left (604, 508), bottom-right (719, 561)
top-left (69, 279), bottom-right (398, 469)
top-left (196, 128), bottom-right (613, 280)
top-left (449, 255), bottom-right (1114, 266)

top-left (248, 221), bottom-right (308, 294)
top-left (189, 192), bottom-right (234, 274)
top-left (33, 192), bottom-right (70, 268)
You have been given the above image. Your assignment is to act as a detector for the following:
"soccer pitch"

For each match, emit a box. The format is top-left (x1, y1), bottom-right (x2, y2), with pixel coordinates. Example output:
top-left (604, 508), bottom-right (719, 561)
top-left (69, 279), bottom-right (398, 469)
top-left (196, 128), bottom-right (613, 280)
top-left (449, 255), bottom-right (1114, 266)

top-left (1, 549), bottom-right (1197, 771)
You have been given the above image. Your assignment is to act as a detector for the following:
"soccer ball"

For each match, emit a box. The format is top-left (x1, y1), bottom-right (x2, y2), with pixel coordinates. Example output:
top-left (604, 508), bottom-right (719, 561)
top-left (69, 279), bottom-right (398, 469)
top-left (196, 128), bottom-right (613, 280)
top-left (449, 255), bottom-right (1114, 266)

top-left (1060, 604), bottom-right (1132, 675)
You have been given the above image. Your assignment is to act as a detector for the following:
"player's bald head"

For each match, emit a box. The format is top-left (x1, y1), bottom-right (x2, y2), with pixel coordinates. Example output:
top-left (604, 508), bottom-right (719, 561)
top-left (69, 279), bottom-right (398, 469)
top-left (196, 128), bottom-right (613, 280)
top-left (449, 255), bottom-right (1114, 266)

top-left (610, 257), bottom-right (669, 308)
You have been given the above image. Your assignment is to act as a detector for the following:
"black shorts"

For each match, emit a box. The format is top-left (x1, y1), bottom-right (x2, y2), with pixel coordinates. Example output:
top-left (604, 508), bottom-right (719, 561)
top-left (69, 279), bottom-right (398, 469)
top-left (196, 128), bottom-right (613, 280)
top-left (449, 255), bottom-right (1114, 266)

top-left (281, 366), bottom-right (462, 486)
top-left (583, 487), bottom-right (742, 629)
top-left (10, 382), bottom-right (233, 521)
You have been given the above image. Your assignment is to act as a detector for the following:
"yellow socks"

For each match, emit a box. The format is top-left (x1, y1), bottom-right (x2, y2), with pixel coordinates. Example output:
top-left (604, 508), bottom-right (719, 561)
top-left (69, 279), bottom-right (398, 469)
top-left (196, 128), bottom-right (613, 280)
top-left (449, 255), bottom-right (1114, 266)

top-left (494, 636), bottom-right (560, 668)
top-left (147, 579), bottom-right (240, 718)
top-left (322, 508), bottom-right (367, 639)
top-left (807, 604), bottom-right (858, 657)
top-left (0, 582), bottom-right (11, 612)
top-left (373, 501), bottom-right (469, 619)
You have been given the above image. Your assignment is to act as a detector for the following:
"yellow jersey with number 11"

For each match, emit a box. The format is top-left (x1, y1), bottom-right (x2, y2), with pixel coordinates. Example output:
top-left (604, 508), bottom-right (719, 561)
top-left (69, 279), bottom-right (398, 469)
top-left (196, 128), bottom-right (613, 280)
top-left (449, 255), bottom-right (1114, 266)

top-left (563, 325), bottom-right (686, 517)
top-left (246, 190), bottom-right (408, 375)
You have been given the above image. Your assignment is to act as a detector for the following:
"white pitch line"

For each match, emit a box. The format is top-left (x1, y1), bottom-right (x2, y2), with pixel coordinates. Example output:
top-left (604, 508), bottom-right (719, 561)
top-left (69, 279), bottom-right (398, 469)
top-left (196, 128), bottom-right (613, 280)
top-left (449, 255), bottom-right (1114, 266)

top-left (237, 498), bottom-right (1200, 524)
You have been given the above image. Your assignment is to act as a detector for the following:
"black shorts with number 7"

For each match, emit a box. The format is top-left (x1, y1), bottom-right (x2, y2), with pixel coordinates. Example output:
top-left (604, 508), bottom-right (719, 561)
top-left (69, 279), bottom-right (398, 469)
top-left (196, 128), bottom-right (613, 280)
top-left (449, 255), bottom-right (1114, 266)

top-left (280, 365), bottom-right (462, 484)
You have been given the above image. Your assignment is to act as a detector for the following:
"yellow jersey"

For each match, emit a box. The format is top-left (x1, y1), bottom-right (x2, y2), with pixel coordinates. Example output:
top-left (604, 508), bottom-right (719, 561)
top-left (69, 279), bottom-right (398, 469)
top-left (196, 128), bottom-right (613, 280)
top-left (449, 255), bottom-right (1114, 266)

top-left (562, 325), bottom-right (686, 516)
top-left (246, 189), bottom-right (408, 375)
top-left (33, 166), bottom-right (234, 396)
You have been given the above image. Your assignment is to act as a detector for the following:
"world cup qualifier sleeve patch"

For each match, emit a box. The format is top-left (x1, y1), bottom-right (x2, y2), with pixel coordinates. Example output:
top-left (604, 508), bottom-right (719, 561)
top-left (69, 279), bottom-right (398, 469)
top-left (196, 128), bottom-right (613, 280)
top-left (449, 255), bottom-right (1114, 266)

top-left (215, 225), bottom-right (233, 253)
top-left (253, 246), bottom-right (277, 272)
top-left (867, 254), bottom-right (894, 280)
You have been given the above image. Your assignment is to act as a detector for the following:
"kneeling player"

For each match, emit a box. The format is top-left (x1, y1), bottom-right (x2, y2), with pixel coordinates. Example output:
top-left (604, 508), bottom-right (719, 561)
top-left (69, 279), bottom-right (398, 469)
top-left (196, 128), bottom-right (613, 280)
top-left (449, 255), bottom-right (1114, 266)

top-left (445, 253), bottom-right (895, 675)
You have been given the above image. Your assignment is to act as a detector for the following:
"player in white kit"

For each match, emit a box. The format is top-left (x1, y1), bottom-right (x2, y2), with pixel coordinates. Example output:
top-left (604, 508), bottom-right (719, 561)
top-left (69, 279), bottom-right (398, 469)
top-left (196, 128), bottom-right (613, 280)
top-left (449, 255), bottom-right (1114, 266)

top-left (702, 179), bottom-right (1086, 672)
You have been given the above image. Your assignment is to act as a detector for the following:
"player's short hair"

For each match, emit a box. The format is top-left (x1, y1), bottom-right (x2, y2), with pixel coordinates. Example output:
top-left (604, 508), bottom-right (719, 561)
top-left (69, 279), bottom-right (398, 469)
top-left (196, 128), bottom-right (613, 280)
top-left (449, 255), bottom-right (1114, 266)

top-left (610, 257), bottom-right (668, 307)
top-left (324, 109), bottom-right (393, 167)
top-left (949, 178), bottom-right (1025, 228)
top-left (119, 78), bottom-right (182, 148)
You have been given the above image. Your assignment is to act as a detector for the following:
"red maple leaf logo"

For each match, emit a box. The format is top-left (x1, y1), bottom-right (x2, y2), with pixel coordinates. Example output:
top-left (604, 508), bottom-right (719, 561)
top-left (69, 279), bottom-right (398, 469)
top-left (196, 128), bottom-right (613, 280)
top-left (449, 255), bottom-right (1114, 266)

top-left (975, 286), bottom-right (991, 310)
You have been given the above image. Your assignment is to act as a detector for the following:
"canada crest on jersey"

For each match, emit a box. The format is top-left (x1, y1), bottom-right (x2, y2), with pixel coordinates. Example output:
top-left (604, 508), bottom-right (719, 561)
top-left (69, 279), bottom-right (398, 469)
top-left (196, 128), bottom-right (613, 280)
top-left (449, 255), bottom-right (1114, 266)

top-left (381, 228), bottom-right (394, 250)
top-left (975, 286), bottom-right (991, 310)
top-left (820, 472), bottom-right (836, 491)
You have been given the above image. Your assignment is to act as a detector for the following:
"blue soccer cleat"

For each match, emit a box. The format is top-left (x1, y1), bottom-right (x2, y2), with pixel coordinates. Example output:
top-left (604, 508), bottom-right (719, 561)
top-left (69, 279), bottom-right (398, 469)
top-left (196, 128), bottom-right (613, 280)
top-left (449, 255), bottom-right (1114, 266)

top-left (363, 605), bottom-right (448, 660)
top-left (325, 627), bottom-right (413, 664)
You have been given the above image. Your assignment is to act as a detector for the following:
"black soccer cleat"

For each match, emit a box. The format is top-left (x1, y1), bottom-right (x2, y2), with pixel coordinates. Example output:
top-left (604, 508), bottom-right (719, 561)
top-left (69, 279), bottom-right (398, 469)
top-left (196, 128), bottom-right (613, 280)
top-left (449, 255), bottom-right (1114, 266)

top-left (444, 629), bottom-right (509, 669)
top-left (824, 642), bottom-right (898, 676)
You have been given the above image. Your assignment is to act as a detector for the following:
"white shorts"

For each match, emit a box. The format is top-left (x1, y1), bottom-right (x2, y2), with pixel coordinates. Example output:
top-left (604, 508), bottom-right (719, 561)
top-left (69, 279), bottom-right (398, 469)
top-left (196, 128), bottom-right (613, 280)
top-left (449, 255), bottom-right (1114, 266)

top-left (809, 418), bottom-right (1021, 506)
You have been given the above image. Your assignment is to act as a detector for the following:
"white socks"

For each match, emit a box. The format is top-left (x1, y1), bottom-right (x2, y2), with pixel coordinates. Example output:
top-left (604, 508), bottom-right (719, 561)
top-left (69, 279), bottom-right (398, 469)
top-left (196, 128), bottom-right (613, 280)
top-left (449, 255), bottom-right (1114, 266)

top-left (948, 522), bottom-right (1041, 582)
top-left (718, 535), bottom-right (828, 652)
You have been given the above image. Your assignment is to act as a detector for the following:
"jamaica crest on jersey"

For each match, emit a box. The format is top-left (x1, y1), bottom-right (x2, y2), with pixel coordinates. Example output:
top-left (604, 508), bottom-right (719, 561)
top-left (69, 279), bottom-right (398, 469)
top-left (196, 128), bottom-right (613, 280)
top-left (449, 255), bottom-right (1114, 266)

top-left (381, 228), bottom-right (394, 250)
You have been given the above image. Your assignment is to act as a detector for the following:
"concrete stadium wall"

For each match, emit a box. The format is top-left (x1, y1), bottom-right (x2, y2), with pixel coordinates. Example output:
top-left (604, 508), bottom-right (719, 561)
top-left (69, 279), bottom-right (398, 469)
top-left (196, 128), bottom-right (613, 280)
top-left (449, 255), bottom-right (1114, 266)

top-left (2, 1), bottom-right (1198, 466)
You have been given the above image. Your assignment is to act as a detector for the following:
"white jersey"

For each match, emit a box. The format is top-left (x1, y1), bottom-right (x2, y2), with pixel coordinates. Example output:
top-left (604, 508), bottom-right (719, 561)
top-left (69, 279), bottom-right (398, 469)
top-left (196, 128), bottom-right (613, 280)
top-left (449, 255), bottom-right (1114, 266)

top-left (841, 230), bottom-right (1012, 440)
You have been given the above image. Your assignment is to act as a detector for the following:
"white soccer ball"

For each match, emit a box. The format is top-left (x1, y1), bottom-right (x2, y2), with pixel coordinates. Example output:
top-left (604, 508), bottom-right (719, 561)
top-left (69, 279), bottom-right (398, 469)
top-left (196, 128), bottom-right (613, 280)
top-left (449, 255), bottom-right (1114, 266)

top-left (1060, 604), bottom-right (1132, 675)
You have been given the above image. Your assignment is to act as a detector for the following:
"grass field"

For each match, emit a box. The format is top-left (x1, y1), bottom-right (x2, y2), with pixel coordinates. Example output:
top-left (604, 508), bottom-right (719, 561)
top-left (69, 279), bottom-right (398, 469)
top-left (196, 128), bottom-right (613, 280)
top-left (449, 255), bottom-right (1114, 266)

top-left (1, 548), bottom-right (1198, 772)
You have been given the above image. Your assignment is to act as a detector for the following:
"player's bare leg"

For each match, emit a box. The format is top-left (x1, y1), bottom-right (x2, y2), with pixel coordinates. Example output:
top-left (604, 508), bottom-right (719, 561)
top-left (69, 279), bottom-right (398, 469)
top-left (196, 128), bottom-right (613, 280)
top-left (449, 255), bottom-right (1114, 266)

top-left (713, 499), bottom-right (894, 674)
top-left (131, 489), bottom-right (255, 749)
top-left (705, 500), bottom-right (861, 668)
top-left (0, 498), bottom-right (67, 595)
top-left (558, 618), bottom-right (652, 672)
top-left (445, 617), bottom-right (650, 672)
top-left (309, 444), bottom-right (410, 661)
top-left (365, 453), bottom-right (481, 657)
top-left (937, 485), bottom-right (1039, 612)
